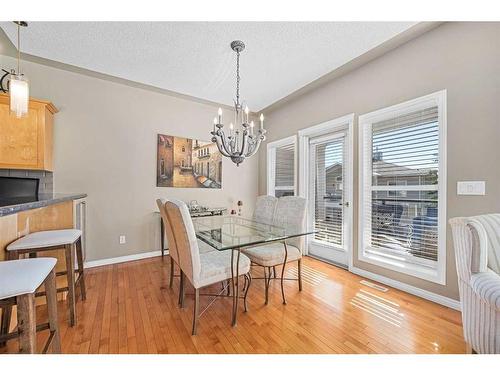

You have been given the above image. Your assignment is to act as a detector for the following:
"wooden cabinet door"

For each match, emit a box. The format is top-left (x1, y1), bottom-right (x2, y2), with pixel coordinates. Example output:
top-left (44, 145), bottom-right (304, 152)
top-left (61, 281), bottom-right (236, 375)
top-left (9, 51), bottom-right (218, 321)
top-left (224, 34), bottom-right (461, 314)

top-left (0, 104), bottom-right (41, 169)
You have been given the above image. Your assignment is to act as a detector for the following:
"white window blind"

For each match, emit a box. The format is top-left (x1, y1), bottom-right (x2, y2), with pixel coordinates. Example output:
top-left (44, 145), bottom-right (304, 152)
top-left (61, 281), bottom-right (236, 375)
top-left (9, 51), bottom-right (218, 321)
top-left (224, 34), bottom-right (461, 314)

top-left (359, 91), bottom-right (446, 283)
top-left (267, 137), bottom-right (296, 197)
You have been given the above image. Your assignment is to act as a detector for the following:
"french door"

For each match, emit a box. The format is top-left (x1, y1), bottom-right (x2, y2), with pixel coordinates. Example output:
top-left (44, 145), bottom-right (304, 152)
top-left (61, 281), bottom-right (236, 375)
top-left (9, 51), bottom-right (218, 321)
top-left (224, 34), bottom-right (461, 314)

top-left (307, 129), bottom-right (351, 266)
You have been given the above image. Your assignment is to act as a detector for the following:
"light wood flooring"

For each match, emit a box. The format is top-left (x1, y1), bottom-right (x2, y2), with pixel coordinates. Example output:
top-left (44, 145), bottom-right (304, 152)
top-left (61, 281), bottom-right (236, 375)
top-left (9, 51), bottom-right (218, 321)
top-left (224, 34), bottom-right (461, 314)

top-left (0, 255), bottom-right (466, 354)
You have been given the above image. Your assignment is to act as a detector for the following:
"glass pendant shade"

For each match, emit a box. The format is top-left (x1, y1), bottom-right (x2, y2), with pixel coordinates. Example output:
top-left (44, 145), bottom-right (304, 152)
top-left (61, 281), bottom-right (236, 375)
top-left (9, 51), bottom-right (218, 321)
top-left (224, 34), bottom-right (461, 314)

top-left (9, 74), bottom-right (29, 118)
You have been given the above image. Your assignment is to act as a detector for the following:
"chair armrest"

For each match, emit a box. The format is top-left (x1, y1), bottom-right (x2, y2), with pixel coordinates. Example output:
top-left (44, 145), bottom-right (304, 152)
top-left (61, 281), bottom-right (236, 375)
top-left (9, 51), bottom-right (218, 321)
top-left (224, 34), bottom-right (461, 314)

top-left (470, 270), bottom-right (500, 310)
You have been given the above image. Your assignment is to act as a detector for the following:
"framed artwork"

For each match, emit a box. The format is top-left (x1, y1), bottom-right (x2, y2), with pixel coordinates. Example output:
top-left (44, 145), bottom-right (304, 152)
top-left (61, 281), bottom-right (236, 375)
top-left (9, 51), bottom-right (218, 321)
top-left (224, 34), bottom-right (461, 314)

top-left (157, 134), bottom-right (222, 188)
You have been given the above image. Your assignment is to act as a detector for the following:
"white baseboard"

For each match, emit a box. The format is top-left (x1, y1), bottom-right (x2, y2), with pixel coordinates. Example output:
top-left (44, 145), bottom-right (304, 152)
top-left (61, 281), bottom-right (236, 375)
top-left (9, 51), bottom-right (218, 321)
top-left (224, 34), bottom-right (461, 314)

top-left (84, 249), bottom-right (168, 269)
top-left (350, 266), bottom-right (461, 311)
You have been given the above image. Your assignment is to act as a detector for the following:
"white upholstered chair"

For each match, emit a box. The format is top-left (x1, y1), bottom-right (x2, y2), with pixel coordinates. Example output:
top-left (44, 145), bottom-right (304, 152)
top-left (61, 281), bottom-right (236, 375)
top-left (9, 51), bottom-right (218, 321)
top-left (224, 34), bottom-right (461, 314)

top-left (162, 199), bottom-right (251, 335)
top-left (253, 195), bottom-right (278, 225)
top-left (244, 196), bottom-right (307, 305)
top-left (156, 199), bottom-right (215, 293)
top-left (449, 214), bottom-right (500, 354)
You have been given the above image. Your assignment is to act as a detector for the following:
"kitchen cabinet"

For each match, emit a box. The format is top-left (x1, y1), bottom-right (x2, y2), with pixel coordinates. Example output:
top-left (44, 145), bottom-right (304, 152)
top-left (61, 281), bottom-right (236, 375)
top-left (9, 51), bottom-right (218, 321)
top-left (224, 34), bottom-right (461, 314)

top-left (0, 93), bottom-right (58, 171)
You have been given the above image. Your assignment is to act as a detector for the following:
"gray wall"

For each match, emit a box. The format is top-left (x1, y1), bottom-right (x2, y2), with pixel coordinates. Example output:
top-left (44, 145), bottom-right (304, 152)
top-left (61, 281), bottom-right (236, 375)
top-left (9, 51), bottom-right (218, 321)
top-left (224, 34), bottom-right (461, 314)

top-left (258, 22), bottom-right (500, 300)
top-left (0, 54), bottom-right (259, 262)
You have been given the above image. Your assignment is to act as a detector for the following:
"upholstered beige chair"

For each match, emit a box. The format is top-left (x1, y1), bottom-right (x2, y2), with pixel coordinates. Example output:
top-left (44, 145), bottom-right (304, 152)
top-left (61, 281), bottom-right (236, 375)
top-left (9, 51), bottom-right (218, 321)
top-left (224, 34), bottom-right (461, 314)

top-left (449, 214), bottom-right (500, 354)
top-left (163, 199), bottom-right (251, 335)
top-left (156, 199), bottom-right (215, 294)
top-left (253, 195), bottom-right (278, 225)
top-left (244, 196), bottom-right (307, 305)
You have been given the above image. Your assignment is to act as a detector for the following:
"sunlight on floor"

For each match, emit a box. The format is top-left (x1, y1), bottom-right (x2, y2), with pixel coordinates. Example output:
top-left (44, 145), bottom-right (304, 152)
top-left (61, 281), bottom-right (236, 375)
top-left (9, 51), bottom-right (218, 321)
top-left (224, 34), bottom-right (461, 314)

top-left (350, 289), bottom-right (404, 327)
top-left (286, 264), bottom-right (328, 286)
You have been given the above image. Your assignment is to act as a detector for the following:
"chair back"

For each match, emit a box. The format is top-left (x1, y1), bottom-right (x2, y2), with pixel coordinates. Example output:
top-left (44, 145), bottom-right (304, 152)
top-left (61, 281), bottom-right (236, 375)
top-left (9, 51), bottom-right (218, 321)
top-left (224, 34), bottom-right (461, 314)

top-left (163, 199), bottom-right (201, 287)
top-left (253, 195), bottom-right (278, 225)
top-left (450, 214), bottom-right (500, 280)
top-left (156, 199), bottom-right (179, 265)
top-left (273, 196), bottom-right (307, 251)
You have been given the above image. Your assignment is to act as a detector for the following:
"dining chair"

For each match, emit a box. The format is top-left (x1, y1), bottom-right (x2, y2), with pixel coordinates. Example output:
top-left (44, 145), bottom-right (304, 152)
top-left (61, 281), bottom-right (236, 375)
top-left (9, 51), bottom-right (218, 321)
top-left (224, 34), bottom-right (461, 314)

top-left (253, 195), bottom-right (278, 225)
top-left (243, 196), bottom-right (307, 305)
top-left (156, 199), bottom-right (216, 297)
top-left (163, 199), bottom-right (252, 335)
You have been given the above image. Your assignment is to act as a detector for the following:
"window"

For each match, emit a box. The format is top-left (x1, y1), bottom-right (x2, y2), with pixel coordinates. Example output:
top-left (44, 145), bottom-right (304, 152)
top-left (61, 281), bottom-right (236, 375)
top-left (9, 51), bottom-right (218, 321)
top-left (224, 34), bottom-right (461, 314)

top-left (387, 181), bottom-right (407, 197)
top-left (267, 136), bottom-right (297, 197)
top-left (358, 91), bottom-right (446, 284)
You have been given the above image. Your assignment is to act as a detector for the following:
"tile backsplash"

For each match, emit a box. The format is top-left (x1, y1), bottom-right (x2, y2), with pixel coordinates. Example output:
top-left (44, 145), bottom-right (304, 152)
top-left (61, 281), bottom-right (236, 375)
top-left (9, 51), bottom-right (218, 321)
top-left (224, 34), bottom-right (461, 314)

top-left (0, 169), bottom-right (54, 195)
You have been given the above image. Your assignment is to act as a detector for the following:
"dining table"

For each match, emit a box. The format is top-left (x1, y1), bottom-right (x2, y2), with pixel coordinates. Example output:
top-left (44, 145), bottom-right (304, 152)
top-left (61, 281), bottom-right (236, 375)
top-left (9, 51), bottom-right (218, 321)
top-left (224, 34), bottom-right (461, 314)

top-left (192, 215), bottom-right (316, 326)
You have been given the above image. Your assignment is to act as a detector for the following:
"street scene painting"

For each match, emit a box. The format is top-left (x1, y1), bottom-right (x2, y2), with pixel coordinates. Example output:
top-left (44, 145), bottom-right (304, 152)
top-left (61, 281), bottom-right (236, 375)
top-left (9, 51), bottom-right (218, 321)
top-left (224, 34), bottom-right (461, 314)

top-left (157, 134), bottom-right (222, 188)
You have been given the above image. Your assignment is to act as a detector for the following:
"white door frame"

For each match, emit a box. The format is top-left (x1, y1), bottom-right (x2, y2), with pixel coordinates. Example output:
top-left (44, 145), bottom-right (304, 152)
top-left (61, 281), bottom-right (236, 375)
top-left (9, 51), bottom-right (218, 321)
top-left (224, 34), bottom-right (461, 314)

top-left (298, 114), bottom-right (354, 269)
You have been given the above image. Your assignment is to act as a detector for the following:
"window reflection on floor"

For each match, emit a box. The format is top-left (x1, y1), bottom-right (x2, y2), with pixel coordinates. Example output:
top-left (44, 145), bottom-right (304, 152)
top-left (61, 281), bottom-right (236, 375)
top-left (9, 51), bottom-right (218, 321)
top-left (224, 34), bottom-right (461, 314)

top-left (350, 289), bottom-right (404, 327)
top-left (286, 264), bottom-right (328, 286)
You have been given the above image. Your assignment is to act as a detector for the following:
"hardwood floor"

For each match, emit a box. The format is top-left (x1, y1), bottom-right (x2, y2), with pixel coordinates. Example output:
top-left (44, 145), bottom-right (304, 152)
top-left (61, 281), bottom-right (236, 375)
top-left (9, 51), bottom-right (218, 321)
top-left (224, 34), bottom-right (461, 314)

top-left (0, 255), bottom-right (466, 354)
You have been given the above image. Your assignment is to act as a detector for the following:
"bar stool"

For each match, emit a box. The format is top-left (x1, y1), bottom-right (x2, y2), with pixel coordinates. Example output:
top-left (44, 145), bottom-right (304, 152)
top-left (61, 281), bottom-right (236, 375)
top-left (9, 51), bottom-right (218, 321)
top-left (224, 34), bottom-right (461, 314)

top-left (0, 258), bottom-right (61, 354)
top-left (5, 229), bottom-right (86, 326)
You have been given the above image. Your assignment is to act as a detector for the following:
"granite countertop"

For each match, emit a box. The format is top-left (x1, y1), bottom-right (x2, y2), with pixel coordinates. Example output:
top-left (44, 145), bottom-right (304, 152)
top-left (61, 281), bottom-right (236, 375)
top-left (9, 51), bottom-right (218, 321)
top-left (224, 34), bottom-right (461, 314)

top-left (0, 193), bottom-right (87, 217)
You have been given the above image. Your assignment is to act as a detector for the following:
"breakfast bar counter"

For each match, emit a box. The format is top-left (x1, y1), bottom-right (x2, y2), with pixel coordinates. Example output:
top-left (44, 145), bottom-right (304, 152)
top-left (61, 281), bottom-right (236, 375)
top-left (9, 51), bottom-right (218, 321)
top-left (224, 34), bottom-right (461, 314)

top-left (0, 193), bottom-right (87, 217)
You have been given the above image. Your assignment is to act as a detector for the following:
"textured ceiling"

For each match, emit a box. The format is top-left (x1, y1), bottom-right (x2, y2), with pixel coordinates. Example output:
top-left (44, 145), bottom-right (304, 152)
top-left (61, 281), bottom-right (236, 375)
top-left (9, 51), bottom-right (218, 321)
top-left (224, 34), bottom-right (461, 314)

top-left (1, 22), bottom-right (416, 110)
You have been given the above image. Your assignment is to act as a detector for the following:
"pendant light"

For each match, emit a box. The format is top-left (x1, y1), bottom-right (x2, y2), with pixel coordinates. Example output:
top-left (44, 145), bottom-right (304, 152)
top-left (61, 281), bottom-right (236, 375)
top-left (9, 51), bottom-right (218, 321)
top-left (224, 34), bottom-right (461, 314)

top-left (10, 21), bottom-right (29, 118)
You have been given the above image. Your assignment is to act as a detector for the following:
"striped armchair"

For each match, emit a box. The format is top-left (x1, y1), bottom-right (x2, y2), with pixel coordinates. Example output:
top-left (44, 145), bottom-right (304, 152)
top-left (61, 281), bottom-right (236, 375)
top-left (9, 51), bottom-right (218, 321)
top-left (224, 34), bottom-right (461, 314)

top-left (449, 214), bottom-right (500, 354)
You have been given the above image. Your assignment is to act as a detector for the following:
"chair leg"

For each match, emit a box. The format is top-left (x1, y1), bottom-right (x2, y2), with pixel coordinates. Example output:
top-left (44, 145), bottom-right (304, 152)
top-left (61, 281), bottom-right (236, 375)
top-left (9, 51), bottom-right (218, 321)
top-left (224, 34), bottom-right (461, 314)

top-left (0, 306), bottom-right (12, 347)
top-left (192, 288), bottom-right (199, 335)
top-left (280, 242), bottom-right (289, 305)
top-left (169, 259), bottom-right (174, 288)
top-left (243, 273), bottom-right (252, 312)
top-left (75, 238), bottom-right (86, 301)
top-left (179, 272), bottom-right (186, 308)
top-left (45, 268), bottom-right (61, 353)
top-left (298, 259), bottom-right (303, 292)
top-left (65, 243), bottom-right (77, 326)
top-left (264, 267), bottom-right (270, 305)
top-left (17, 293), bottom-right (36, 354)
top-left (273, 266), bottom-right (277, 279)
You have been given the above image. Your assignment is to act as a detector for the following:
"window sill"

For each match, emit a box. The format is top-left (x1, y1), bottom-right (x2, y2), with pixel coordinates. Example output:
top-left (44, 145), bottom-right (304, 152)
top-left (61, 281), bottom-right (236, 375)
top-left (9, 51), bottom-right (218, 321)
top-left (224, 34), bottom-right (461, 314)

top-left (358, 249), bottom-right (445, 285)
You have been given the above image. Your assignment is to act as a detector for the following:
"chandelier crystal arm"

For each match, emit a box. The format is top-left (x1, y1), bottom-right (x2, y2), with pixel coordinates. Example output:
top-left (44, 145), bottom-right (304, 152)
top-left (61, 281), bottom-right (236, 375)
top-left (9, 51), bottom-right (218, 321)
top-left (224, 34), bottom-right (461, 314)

top-left (238, 129), bottom-right (248, 156)
top-left (221, 130), bottom-right (236, 156)
top-left (212, 132), bottom-right (231, 157)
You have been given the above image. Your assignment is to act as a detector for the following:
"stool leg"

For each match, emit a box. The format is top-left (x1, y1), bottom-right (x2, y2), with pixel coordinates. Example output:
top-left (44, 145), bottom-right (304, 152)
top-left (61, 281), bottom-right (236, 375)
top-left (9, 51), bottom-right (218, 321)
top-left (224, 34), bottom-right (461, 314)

top-left (45, 269), bottom-right (61, 353)
top-left (17, 293), bottom-right (36, 354)
top-left (0, 306), bottom-right (12, 347)
top-left (75, 238), bottom-right (86, 301)
top-left (65, 243), bottom-right (77, 326)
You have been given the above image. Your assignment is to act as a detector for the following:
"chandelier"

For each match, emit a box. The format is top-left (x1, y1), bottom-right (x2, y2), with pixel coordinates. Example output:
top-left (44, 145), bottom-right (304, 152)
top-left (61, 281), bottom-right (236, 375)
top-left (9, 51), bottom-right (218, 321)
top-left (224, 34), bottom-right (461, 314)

top-left (211, 40), bottom-right (266, 166)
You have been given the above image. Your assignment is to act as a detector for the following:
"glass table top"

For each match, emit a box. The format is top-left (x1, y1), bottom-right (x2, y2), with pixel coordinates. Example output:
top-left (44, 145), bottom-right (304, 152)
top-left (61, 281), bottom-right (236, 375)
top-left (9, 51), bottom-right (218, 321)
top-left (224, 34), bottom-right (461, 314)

top-left (192, 215), bottom-right (316, 251)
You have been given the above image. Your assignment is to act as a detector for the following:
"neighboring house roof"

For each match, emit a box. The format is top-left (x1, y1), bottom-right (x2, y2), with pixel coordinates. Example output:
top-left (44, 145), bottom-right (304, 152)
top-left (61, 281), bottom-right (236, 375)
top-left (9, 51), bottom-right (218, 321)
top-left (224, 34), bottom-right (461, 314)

top-left (372, 160), bottom-right (434, 177)
top-left (325, 160), bottom-right (435, 178)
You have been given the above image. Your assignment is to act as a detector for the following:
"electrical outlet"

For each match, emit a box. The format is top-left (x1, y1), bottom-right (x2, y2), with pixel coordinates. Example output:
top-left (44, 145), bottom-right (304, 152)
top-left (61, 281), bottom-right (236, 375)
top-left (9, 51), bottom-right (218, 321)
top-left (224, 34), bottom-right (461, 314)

top-left (119, 235), bottom-right (126, 244)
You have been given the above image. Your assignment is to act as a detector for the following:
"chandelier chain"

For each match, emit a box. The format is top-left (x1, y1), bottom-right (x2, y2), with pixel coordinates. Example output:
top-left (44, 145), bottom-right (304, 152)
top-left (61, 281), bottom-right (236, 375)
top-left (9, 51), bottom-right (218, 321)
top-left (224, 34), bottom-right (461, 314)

top-left (17, 22), bottom-right (20, 74)
top-left (235, 51), bottom-right (240, 107)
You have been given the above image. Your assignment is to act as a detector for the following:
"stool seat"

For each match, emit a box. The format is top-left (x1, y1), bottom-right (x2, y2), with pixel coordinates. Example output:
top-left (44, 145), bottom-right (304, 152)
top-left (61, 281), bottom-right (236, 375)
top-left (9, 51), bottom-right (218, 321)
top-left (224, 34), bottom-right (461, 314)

top-left (7, 229), bottom-right (82, 251)
top-left (0, 258), bottom-right (57, 300)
